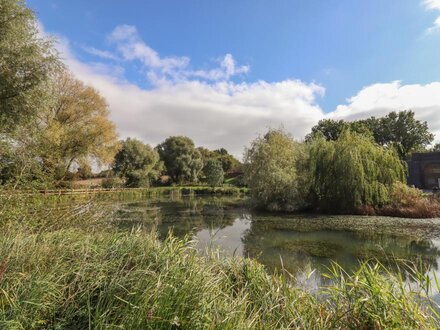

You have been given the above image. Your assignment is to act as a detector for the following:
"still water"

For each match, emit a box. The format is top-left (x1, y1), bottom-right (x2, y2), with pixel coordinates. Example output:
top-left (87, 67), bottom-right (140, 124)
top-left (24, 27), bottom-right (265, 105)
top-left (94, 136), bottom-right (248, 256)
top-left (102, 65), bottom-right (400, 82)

top-left (110, 195), bottom-right (440, 295)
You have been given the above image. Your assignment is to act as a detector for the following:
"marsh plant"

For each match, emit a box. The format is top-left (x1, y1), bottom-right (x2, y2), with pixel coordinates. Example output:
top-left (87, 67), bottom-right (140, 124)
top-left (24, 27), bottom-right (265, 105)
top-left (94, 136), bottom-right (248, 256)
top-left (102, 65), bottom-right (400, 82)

top-left (0, 194), bottom-right (440, 329)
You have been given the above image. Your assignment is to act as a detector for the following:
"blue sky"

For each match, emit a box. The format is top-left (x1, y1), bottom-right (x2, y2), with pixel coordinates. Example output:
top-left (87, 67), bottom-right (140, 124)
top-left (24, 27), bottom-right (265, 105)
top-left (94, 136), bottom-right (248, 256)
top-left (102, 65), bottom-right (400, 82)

top-left (29, 0), bottom-right (440, 155)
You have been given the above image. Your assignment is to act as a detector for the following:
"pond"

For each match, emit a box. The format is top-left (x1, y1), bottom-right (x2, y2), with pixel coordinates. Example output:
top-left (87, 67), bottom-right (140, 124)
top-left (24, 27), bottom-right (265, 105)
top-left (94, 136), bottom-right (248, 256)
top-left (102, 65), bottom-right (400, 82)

top-left (109, 195), bottom-right (440, 297)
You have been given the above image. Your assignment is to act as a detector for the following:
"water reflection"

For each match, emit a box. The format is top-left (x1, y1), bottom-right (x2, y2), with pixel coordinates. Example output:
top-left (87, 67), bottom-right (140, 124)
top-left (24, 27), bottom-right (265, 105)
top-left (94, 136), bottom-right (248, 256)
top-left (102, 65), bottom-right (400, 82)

top-left (110, 196), bottom-right (440, 287)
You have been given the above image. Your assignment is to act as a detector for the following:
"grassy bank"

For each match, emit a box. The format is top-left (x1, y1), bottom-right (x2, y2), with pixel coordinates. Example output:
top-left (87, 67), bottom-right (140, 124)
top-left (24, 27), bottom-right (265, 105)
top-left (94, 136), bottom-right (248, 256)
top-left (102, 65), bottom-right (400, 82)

top-left (0, 196), bottom-right (439, 329)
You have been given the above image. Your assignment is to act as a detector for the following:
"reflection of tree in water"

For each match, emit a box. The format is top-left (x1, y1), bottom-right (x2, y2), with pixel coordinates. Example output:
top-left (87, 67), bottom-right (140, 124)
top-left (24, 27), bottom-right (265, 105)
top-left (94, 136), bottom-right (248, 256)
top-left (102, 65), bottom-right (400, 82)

top-left (111, 196), bottom-right (245, 240)
top-left (242, 218), bottom-right (440, 282)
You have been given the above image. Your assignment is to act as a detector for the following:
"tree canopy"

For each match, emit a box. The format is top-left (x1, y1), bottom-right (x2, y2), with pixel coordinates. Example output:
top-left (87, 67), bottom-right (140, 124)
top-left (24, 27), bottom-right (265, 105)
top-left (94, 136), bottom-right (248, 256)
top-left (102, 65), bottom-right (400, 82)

top-left (307, 131), bottom-right (406, 212)
top-left (244, 129), bottom-right (309, 211)
top-left (39, 71), bottom-right (119, 182)
top-left (306, 111), bottom-right (434, 159)
top-left (203, 159), bottom-right (224, 187)
top-left (0, 0), bottom-right (59, 130)
top-left (156, 136), bottom-right (203, 184)
top-left (113, 138), bottom-right (162, 187)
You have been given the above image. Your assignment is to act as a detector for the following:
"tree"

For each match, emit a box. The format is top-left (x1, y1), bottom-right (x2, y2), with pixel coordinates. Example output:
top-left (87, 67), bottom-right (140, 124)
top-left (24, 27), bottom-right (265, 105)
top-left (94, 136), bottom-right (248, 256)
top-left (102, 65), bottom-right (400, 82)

top-left (308, 131), bottom-right (406, 213)
top-left (0, 0), bottom-right (59, 130)
top-left (307, 111), bottom-right (433, 159)
top-left (306, 119), bottom-right (349, 142)
top-left (362, 111), bottom-right (433, 159)
top-left (39, 71), bottom-right (119, 182)
top-left (244, 129), bottom-right (309, 211)
top-left (113, 138), bottom-right (162, 187)
top-left (213, 149), bottom-right (240, 173)
top-left (156, 136), bottom-right (203, 184)
top-left (204, 159), bottom-right (224, 187)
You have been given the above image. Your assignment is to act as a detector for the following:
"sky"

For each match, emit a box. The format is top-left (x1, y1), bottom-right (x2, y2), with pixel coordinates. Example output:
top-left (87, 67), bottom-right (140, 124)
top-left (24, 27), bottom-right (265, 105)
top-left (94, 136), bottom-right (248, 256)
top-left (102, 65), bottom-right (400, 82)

top-left (29, 0), bottom-right (440, 157)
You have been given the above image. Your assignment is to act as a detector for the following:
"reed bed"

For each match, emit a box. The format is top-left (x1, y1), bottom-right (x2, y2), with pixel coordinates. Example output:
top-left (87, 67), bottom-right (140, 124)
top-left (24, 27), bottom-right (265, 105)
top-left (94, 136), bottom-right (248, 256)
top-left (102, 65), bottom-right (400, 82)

top-left (0, 194), bottom-right (439, 329)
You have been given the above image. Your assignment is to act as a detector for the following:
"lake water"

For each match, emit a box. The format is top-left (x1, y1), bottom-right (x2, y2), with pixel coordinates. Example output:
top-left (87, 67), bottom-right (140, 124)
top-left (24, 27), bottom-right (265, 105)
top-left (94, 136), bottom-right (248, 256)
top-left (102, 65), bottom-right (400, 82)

top-left (110, 195), bottom-right (440, 297)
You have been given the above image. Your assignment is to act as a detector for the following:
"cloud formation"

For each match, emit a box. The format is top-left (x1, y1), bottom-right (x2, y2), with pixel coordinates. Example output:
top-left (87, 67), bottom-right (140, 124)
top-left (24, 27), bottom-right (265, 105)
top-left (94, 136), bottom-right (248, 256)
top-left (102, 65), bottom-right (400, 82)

top-left (423, 0), bottom-right (440, 33)
top-left (101, 25), bottom-right (250, 86)
top-left (67, 54), bottom-right (325, 157)
top-left (331, 81), bottom-right (440, 138)
top-left (51, 24), bottom-right (440, 157)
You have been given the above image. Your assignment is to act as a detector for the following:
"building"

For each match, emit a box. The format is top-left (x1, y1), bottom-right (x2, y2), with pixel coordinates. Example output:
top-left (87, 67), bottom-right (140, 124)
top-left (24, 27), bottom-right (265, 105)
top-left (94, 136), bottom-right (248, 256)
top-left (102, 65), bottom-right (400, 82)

top-left (407, 152), bottom-right (440, 189)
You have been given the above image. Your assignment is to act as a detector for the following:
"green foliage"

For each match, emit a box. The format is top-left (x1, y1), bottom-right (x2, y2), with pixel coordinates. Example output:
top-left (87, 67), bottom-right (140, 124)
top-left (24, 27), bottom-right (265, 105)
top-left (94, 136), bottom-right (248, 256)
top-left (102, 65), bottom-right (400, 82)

top-left (244, 129), bottom-right (309, 211)
top-left (213, 148), bottom-right (240, 173)
top-left (203, 159), bottom-right (224, 187)
top-left (76, 162), bottom-right (93, 180)
top-left (0, 0), bottom-right (59, 130)
top-left (307, 111), bottom-right (434, 159)
top-left (113, 138), bottom-right (162, 188)
top-left (308, 131), bottom-right (406, 212)
top-left (366, 111), bottom-right (433, 159)
top-left (39, 71), bottom-right (119, 183)
top-left (0, 132), bottom-right (53, 189)
top-left (0, 197), bottom-right (439, 329)
top-left (101, 176), bottom-right (124, 189)
top-left (157, 136), bottom-right (203, 184)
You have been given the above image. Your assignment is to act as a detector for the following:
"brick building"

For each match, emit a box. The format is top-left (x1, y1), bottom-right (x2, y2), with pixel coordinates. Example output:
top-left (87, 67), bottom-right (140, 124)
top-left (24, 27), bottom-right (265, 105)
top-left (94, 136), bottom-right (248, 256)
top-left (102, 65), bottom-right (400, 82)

top-left (407, 152), bottom-right (440, 189)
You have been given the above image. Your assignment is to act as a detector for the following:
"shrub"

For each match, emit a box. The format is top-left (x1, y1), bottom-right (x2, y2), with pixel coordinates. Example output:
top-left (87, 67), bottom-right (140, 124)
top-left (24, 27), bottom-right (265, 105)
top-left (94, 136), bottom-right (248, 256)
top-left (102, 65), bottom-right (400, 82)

top-left (101, 176), bottom-right (124, 189)
top-left (380, 182), bottom-right (440, 218)
top-left (389, 182), bottom-right (423, 208)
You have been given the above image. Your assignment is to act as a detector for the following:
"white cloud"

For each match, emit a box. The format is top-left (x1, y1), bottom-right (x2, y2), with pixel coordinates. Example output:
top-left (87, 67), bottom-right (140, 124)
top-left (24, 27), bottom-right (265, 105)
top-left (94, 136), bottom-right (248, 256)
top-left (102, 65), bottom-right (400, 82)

top-left (108, 24), bottom-right (190, 76)
top-left (55, 28), bottom-right (324, 158)
top-left (82, 46), bottom-right (119, 61)
top-left (330, 81), bottom-right (440, 140)
top-left (424, 0), bottom-right (440, 10)
top-left (423, 0), bottom-right (440, 33)
top-left (106, 25), bottom-right (249, 85)
top-left (48, 23), bottom-right (440, 157)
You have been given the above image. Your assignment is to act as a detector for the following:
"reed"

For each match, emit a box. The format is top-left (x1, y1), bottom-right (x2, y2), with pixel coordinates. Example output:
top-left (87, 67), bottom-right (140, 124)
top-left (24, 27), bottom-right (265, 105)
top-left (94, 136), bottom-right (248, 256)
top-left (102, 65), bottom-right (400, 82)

top-left (0, 194), bottom-right (439, 329)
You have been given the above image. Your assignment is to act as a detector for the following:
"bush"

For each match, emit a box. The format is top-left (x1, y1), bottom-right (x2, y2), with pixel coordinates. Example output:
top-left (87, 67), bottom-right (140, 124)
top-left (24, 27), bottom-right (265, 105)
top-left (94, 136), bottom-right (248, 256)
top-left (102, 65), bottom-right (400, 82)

top-left (389, 182), bottom-right (423, 208)
top-left (101, 176), bottom-right (124, 189)
top-left (379, 182), bottom-right (440, 218)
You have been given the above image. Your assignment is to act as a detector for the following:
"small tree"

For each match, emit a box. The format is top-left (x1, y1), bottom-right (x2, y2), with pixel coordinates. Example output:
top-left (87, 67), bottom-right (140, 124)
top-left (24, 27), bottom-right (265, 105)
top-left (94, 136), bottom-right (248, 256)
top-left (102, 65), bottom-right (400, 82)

top-left (244, 128), bottom-right (309, 211)
top-left (204, 159), bottom-right (224, 187)
top-left (113, 139), bottom-right (162, 187)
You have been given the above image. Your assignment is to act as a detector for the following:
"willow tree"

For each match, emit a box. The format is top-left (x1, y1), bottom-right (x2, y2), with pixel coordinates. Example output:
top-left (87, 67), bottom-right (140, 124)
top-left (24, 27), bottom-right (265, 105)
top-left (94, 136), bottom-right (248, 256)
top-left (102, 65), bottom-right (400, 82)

top-left (308, 130), bottom-right (406, 213)
top-left (244, 129), bottom-right (309, 211)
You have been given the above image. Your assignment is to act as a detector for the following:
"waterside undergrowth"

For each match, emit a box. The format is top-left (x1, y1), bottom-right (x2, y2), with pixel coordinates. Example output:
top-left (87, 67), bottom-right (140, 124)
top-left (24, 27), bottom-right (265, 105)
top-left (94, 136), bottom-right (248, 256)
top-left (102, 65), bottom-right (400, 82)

top-left (0, 194), bottom-right (439, 329)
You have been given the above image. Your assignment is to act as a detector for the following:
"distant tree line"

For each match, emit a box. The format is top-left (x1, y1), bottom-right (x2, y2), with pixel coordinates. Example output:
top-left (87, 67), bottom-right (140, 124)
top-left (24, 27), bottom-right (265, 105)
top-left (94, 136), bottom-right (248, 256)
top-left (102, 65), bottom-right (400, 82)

top-left (108, 136), bottom-right (240, 188)
top-left (1, 0), bottom-right (437, 202)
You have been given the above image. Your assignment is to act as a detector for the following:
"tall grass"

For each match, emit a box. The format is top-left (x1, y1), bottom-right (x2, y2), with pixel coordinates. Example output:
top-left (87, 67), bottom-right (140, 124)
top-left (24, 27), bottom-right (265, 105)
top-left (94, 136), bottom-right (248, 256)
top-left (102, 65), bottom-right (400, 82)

top-left (0, 194), bottom-right (439, 329)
